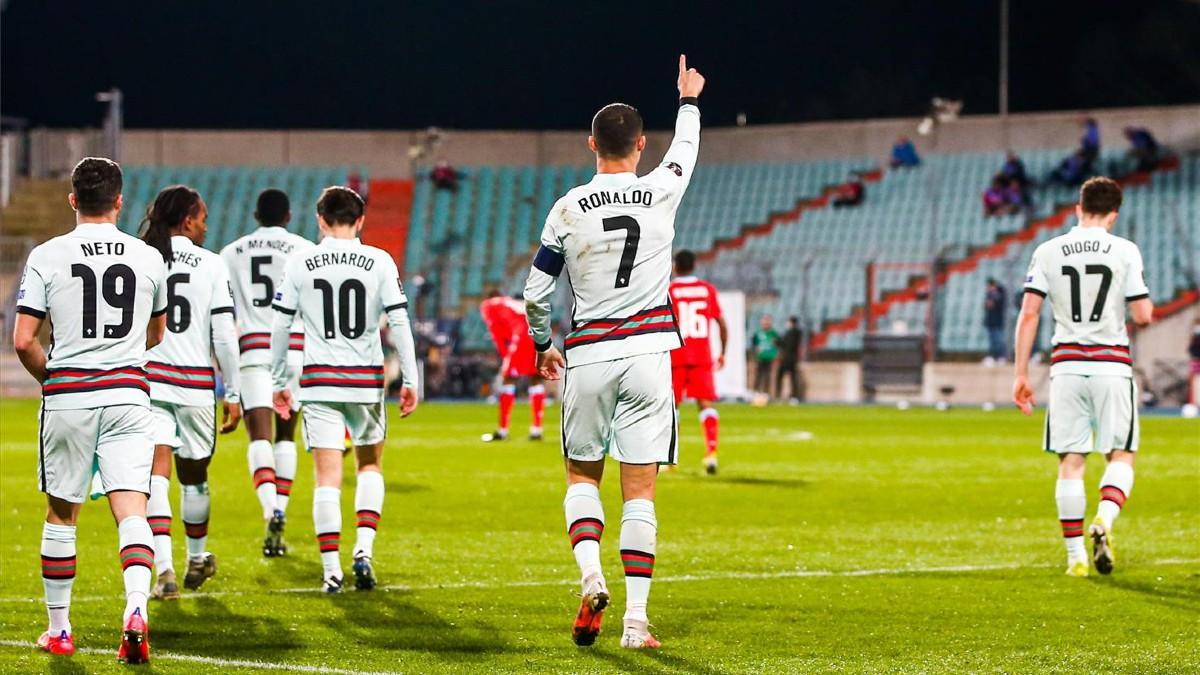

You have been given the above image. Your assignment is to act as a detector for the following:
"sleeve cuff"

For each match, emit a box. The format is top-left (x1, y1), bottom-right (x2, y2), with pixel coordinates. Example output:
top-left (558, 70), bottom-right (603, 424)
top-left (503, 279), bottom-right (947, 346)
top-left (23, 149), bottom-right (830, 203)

top-left (211, 306), bottom-right (235, 315)
top-left (679, 97), bottom-right (699, 107)
top-left (534, 339), bottom-right (553, 353)
top-left (384, 302), bottom-right (408, 312)
top-left (1125, 293), bottom-right (1150, 302)
top-left (16, 305), bottom-right (46, 319)
top-left (1023, 287), bottom-right (1047, 298)
top-left (151, 307), bottom-right (168, 318)
top-left (272, 304), bottom-right (296, 315)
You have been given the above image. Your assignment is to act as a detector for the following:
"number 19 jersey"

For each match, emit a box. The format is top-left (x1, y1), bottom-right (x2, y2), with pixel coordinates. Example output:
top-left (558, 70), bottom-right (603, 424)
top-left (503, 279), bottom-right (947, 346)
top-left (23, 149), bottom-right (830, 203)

top-left (1023, 225), bottom-right (1149, 377)
top-left (16, 222), bottom-right (168, 410)
top-left (220, 226), bottom-right (313, 366)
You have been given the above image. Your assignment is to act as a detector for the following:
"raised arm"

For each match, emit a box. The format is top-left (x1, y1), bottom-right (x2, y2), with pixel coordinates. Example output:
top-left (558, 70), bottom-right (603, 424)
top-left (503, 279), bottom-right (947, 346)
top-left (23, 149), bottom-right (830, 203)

top-left (650, 55), bottom-right (705, 190)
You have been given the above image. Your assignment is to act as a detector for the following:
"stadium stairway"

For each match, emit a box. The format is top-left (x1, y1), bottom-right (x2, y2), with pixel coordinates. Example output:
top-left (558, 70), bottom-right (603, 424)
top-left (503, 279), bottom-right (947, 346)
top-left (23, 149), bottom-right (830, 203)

top-left (361, 179), bottom-right (414, 271)
top-left (808, 156), bottom-right (1194, 351)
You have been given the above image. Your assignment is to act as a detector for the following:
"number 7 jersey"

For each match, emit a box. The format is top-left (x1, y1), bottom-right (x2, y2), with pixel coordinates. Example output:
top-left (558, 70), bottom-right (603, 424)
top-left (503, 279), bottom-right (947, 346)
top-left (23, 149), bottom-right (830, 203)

top-left (220, 226), bottom-right (314, 366)
top-left (1023, 224), bottom-right (1149, 377)
top-left (523, 102), bottom-right (701, 367)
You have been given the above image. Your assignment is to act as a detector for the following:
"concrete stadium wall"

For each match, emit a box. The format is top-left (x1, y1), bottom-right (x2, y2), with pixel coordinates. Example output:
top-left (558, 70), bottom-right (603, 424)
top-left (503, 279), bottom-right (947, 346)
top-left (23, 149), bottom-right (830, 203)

top-left (27, 104), bottom-right (1200, 178)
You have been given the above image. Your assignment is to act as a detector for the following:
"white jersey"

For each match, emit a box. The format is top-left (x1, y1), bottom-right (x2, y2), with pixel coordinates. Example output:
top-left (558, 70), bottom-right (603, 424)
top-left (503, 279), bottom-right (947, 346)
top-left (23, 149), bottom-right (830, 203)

top-left (145, 236), bottom-right (239, 406)
top-left (1024, 225), bottom-right (1150, 377)
top-left (524, 102), bottom-right (700, 367)
top-left (270, 237), bottom-right (418, 403)
top-left (220, 226), bottom-right (313, 366)
top-left (17, 222), bottom-right (167, 410)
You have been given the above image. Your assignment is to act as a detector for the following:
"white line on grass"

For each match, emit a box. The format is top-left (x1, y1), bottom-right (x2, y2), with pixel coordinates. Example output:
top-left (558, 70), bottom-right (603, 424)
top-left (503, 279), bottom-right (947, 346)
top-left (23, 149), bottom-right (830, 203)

top-left (0, 638), bottom-right (399, 674)
top-left (0, 557), bottom-right (1196, 605)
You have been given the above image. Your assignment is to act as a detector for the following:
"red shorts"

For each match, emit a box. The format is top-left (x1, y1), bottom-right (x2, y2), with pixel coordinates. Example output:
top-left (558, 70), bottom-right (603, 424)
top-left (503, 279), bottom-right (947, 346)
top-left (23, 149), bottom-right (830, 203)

top-left (504, 337), bottom-right (538, 378)
top-left (672, 364), bottom-right (717, 404)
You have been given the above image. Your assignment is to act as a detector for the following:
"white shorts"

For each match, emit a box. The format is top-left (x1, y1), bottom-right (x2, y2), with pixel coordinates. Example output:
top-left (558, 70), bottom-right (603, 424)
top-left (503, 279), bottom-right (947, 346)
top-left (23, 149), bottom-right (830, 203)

top-left (302, 400), bottom-right (386, 451)
top-left (1045, 374), bottom-right (1139, 454)
top-left (39, 404), bottom-right (154, 503)
top-left (150, 401), bottom-right (216, 460)
top-left (241, 363), bottom-right (300, 412)
top-left (561, 351), bottom-right (678, 465)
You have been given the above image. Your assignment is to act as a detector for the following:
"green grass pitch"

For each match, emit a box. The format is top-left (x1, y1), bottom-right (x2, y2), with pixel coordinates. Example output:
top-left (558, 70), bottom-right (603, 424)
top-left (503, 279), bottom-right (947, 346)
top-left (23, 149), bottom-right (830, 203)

top-left (0, 398), bottom-right (1197, 673)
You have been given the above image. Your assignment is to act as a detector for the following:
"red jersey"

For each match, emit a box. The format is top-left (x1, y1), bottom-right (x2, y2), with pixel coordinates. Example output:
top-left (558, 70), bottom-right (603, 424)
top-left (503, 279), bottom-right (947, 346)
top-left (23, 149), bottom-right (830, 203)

top-left (668, 276), bottom-right (723, 367)
top-left (480, 296), bottom-right (530, 356)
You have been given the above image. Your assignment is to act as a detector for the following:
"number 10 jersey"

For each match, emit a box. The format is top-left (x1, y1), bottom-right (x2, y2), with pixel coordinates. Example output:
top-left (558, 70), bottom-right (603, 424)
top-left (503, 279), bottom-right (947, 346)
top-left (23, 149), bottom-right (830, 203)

top-left (220, 226), bottom-right (313, 367)
top-left (16, 222), bottom-right (168, 410)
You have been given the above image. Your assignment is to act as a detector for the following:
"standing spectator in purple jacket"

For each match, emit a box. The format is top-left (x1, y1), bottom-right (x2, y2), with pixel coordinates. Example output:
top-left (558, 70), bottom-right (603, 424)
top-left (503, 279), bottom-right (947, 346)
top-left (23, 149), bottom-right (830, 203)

top-left (1124, 127), bottom-right (1160, 172)
top-left (1080, 117), bottom-right (1100, 166)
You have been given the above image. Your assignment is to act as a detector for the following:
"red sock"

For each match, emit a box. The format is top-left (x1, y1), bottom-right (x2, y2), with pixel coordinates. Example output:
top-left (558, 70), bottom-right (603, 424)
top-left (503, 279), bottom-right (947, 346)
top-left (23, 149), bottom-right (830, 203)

top-left (499, 385), bottom-right (516, 431)
top-left (529, 384), bottom-right (546, 429)
top-left (700, 408), bottom-right (719, 456)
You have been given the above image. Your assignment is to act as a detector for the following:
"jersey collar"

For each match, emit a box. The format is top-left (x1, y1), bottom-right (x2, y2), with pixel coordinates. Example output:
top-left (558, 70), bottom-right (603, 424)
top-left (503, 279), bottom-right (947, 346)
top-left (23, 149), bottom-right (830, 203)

top-left (590, 172), bottom-right (638, 187)
top-left (73, 222), bottom-right (117, 233)
top-left (673, 275), bottom-right (698, 283)
top-left (320, 236), bottom-right (361, 248)
top-left (170, 235), bottom-right (192, 247)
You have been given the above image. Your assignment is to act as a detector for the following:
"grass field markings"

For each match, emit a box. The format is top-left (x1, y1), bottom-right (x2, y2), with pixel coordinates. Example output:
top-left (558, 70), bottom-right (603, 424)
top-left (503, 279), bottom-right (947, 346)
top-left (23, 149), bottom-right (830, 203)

top-left (2, 557), bottom-right (1196, 605)
top-left (0, 638), bottom-right (401, 673)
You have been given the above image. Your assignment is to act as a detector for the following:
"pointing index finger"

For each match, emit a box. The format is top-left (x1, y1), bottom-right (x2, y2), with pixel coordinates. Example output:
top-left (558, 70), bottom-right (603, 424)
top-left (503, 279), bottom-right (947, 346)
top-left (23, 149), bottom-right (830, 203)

top-left (679, 54), bottom-right (687, 76)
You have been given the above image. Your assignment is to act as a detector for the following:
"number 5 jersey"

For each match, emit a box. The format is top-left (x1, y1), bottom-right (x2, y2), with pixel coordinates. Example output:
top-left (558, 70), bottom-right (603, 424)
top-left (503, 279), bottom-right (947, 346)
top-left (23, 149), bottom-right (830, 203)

top-left (1023, 224), bottom-right (1150, 377)
top-left (523, 101), bottom-right (701, 367)
top-left (220, 226), bottom-right (314, 367)
top-left (269, 237), bottom-right (418, 403)
top-left (16, 222), bottom-right (168, 410)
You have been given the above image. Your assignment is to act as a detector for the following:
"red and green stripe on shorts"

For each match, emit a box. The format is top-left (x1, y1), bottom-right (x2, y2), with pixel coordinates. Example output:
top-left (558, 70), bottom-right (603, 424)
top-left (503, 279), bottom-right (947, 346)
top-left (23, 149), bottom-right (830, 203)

top-left (300, 364), bottom-right (384, 389)
top-left (621, 549), bottom-right (655, 578)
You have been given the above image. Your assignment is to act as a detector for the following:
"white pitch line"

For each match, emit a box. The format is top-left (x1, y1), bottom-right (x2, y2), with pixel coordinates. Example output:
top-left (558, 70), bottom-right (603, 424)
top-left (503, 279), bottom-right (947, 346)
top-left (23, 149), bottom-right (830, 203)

top-left (0, 557), bottom-right (1196, 605)
top-left (0, 638), bottom-right (400, 674)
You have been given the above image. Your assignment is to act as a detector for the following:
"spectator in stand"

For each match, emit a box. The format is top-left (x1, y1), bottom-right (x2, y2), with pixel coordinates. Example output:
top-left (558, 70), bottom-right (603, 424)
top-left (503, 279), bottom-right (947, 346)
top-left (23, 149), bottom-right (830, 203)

top-left (751, 315), bottom-right (779, 397)
top-left (983, 278), bottom-right (1007, 364)
top-left (1080, 117), bottom-right (1100, 166)
top-left (890, 137), bottom-right (920, 168)
top-left (1124, 126), bottom-right (1160, 172)
top-left (1048, 151), bottom-right (1088, 186)
top-left (775, 317), bottom-right (805, 403)
top-left (983, 176), bottom-right (1010, 216)
top-left (431, 160), bottom-right (462, 192)
top-left (1000, 151), bottom-right (1028, 186)
top-left (1189, 319), bottom-right (1200, 403)
top-left (1004, 177), bottom-right (1031, 212)
top-left (831, 172), bottom-right (865, 208)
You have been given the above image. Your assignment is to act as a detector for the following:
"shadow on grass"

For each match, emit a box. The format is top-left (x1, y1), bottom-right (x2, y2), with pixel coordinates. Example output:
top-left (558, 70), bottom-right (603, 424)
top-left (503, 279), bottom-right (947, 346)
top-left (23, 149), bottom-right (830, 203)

top-left (325, 587), bottom-right (509, 655)
top-left (384, 481), bottom-right (432, 495)
top-left (154, 596), bottom-right (303, 656)
top-left (47, 659), bottom-right (88, 675)
top-left (706, 476), bottom-right (808, 489)
top-left (1103, 576), bottom-right (1200, 615)
top-left (586, 644), bottom-right (730, 675)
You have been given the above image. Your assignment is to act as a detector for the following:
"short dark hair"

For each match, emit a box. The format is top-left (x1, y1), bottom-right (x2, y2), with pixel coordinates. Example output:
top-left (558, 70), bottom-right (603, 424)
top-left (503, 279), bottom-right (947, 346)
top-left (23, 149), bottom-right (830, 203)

top-left (1079, 176), bottom-right (1122, 215)
top-left (256, 188), bottom-right (290, 227)
top-left (591, 103), bottom-right (643, 159)
top-left (674, 249), bottom-right (696, 274)
top-left (316, 186), bottom-right (365, 226)
top-left (71, 157), bottom-right (122, 216)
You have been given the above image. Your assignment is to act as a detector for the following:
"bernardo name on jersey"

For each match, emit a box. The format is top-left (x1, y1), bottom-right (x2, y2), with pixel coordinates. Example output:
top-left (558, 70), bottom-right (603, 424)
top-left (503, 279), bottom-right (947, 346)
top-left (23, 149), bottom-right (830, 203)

top-left (269, 238), bottom-right (418, 403)
top-left (17, 223), bottom-right (168, 410)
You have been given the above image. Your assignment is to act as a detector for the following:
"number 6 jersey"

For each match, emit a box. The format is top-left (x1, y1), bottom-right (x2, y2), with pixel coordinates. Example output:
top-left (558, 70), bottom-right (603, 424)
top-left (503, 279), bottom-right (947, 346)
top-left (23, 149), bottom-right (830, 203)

top-left (144, 235), bottom-right (241, 406)
top-left (269, 237), bottom-right (418, 403)
top-left (16, 222), bottom-right (168, 410)
top-left (1023, 224), bottom-right (1150, 377)
top-left (523, 102), bottom-right (700, 367)
top-left (220, 226), bottom-right (314, 366)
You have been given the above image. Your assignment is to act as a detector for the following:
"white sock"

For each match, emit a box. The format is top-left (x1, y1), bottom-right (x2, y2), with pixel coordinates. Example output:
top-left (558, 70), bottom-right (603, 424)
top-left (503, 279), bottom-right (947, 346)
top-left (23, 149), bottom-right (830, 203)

top-left (248, 440), bottom-right (278, 519)
top-left (1097, 462), bottom-right (1134, 530)
top-left (313, 486), bottom-right (342, 577)
top-left (274, 440), bottom-right (298, 514)
top-left (564, 483), bottom-right (605, 586)
top-left (1056, 479), bottom-right (1087, 561)
top-left (117, 516), bottom-right (153, 623)
top-left (353, 470), bottom-right (384, 559)
top-left (147, 475), bottom-right (173, 574)
top-left (620, 499), bottom-right (657, 624)
top-left (181, 483), bottom-right (210, 561)
top-left (41, 522), bottom-right (76, 635)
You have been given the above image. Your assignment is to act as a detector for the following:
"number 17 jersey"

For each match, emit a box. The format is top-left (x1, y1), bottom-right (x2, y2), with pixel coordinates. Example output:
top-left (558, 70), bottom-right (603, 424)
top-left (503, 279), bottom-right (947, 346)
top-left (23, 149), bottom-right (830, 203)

top-left (220, 226), bottom-right (313, 366)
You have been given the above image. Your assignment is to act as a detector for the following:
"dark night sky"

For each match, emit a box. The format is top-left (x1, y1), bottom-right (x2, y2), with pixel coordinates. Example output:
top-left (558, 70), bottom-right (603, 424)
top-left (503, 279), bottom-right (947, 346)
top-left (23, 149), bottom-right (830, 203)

top-left (3, 1), bottom-right (1199, 131)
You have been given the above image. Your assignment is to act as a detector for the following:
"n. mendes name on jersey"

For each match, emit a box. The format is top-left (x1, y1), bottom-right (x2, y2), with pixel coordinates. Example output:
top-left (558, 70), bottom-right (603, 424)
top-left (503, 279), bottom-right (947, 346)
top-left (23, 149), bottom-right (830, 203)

top-left (220, 227), bottom-right (313, 367)
top-left (145, 235), bottom-right (241, 406)
top-left (523, 102), bottom-right (701, 367)
top-left (269, 237), bottom-right (418, 403)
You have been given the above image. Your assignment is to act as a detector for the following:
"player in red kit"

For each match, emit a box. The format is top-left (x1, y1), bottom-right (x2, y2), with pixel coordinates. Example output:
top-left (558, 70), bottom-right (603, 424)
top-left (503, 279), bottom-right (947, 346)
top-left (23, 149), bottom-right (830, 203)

top-left (668, 250), bottom-right (728, 474)
top-left (480, 291), bottom-right (546, 441)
